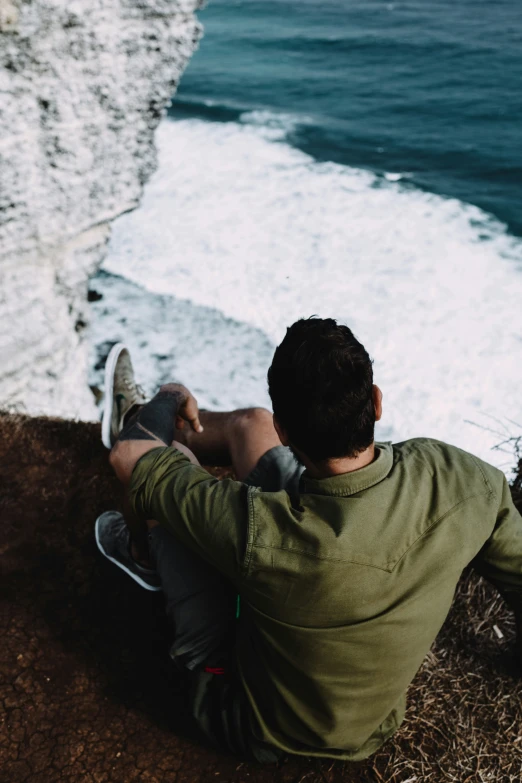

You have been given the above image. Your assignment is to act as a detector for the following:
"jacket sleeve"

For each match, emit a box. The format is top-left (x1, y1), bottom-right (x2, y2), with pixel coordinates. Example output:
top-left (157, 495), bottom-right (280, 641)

top-left (472, 471), bottom-right (522, 650)
top-left (128, 446), bottom-right (252, 582)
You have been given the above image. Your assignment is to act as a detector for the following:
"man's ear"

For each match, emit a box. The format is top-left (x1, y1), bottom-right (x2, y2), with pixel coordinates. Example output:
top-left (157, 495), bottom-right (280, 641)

top-left (373, 385), bottom-right (383, 422)
top-left (273, 415), bottom-right (290, 447)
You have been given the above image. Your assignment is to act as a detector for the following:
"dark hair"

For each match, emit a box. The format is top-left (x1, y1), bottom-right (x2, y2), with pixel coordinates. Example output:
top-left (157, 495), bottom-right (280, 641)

top-left (267, 317), bottom-right (375, 462)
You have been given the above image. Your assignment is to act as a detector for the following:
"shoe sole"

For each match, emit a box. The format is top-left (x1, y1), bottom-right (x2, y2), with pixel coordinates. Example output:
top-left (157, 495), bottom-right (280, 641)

top-left (101, 342), bottom-right (126, 449)
top-left (94, 515), bottom-right (162, 592)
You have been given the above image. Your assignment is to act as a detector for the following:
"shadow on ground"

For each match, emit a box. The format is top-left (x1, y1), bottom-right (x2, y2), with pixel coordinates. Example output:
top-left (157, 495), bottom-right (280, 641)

top-left (1, 413), bottom-right (522, 783)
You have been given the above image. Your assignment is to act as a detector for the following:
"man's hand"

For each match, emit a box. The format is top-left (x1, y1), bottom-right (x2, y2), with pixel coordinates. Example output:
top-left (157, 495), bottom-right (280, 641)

top-left (109, 384), bottom-right (203, 485)
top-left (158, 383), bottom-right (203, 434)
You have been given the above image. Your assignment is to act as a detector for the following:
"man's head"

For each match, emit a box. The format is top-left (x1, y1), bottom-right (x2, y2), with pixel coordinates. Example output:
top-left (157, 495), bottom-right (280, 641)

top-left (267, 317), bottom-right (381, 463)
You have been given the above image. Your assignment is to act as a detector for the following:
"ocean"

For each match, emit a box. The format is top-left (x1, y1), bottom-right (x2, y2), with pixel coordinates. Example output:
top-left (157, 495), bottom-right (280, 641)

top-left (88, 0), bottom-right (522, 473)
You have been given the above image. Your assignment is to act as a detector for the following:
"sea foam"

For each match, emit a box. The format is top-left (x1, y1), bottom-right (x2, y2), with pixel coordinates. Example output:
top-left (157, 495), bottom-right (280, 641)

top-left (98, 114), bottom-right (522, 474)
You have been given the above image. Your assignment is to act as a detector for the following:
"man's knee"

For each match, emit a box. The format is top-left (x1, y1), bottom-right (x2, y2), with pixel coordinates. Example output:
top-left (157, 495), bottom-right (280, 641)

top-left (228, 408), bottom-right (280, 480)
top-left (231, 407), bottom-right (273, 437)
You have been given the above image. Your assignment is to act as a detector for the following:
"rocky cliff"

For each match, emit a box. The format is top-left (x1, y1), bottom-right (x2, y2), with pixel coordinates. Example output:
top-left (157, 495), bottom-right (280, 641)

top-left (0, 0), bottom-right (202, 418)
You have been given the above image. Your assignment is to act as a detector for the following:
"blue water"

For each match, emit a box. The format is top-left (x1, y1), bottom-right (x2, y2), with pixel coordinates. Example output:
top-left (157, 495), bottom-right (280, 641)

top-left (93, 0), bottom-right (522, 472)
top-left (172, 0), bottom-right (522, 236)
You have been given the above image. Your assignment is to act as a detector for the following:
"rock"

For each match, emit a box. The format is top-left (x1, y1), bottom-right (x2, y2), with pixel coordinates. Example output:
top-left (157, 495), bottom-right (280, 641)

top-left (0, 0), bottom-right (203, 418)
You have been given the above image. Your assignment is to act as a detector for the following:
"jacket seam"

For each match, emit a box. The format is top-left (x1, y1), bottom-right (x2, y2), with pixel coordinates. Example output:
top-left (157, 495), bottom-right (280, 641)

top-left (252, 489), bottom-right (494, 573)
top-left (301, 477), bottom-right (387, 497)
top-left (251, 543), bottom-right (394, 572)
top-left (242, 486), bottom-right (256, 578)
top-left (391, 489), bottom-right (494, 569)
top-left (469, 454), bottom-right (496, 497)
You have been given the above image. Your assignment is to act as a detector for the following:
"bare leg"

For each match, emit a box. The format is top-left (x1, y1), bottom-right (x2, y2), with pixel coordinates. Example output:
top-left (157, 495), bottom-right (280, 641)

top-left (178, 407), bottom-right (281, 481)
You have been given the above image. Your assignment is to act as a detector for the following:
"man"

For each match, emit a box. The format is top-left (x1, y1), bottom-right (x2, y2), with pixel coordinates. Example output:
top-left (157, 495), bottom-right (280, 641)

top-left (95, 317), bottom-right (522, 762)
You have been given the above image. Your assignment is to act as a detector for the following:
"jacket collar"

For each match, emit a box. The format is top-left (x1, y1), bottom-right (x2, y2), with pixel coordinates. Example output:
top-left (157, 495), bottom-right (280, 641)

top-left (299, 442), bottom-right (394, 497)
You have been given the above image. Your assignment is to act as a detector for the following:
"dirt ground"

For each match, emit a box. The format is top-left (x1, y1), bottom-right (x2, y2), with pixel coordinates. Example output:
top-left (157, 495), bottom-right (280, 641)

top-left (1, 412), bottom-right (522, 783)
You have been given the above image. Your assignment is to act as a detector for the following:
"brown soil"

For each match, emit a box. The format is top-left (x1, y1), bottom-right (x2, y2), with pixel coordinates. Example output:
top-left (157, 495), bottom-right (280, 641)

top-left (1, 412), bottom-right (522, 783)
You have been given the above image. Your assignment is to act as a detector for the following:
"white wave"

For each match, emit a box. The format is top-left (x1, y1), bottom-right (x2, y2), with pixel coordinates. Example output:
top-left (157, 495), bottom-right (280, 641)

top-left (101, 116), bottom-right (522, 474)
top-left (240, 109), bottom-right (313, 138)
top-left (384, 172), bottom-right (410, 182)
top-left (88, 271), bottom-right (274, 414)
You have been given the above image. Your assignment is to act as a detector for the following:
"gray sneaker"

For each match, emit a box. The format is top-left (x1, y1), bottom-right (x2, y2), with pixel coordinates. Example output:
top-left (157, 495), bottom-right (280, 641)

top-left (95, 511), bottom-right (161, 592)
top-left (101, 343), bottom-right (148, 449)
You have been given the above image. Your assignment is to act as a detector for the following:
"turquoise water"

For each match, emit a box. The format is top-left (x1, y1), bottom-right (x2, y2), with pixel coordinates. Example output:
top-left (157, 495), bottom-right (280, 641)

top-left (173, 0), bottom-right (522, 235)
top-left (92, 0), bottom-right (522, 473)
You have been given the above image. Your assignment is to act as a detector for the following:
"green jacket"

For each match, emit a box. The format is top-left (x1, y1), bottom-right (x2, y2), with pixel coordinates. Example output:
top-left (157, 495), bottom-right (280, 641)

top-left (130, 438), bottom-right (522, 760)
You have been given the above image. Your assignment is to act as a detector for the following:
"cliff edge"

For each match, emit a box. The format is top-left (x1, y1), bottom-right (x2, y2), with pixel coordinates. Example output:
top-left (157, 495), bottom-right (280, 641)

top-left (0, 0), bottom-right (202, 419)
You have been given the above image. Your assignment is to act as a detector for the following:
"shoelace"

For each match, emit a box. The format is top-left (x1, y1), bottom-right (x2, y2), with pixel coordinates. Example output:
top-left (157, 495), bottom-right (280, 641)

top-left (122, 376), bottom-right (147, 399)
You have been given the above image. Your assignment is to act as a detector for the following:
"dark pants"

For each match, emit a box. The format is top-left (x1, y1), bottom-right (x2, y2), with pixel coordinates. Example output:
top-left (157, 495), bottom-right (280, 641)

top-left (147, 446), bottom-right (303, 760)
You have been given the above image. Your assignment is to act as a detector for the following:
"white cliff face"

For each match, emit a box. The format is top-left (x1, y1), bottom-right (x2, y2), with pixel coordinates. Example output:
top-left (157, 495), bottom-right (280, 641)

top-left (0, 0), bottom-right (202, 418)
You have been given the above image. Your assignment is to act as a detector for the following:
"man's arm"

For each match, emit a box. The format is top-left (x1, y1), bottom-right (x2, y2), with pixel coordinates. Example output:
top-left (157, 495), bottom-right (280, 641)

top-left (472, 472), bottom-right (522, 661)
top-left (109, 385), bottom-right (250, 580)
top-left (128, 448), bottom-right (250, 580)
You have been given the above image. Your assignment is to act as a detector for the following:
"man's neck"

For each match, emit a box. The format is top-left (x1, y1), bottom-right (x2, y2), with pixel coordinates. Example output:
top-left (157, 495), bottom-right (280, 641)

top-left (301, 442), bottom-right (377, 480)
